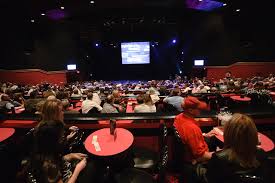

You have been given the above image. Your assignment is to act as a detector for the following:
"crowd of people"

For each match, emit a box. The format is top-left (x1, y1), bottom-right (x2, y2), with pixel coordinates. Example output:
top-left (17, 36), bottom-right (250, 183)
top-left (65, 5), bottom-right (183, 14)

top-left (1, 72), bottom-right (275, 182)
top-left (1, 72), bottom-right (275, 114)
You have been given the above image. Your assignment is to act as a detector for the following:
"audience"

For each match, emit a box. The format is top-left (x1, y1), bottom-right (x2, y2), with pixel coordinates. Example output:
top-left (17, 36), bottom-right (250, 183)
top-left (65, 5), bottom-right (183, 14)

top-left (1, 73), bottom-right (275, 182)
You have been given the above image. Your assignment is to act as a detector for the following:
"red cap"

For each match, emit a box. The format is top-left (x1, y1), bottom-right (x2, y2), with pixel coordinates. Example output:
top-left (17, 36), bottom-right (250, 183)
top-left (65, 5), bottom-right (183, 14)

top-left (181, 96), bottom-right (209, 110)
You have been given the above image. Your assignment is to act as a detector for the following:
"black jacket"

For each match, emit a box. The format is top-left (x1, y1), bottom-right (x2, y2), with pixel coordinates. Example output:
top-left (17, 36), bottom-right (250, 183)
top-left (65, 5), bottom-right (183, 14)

top-left (206, 148), bottom-right (271, 183)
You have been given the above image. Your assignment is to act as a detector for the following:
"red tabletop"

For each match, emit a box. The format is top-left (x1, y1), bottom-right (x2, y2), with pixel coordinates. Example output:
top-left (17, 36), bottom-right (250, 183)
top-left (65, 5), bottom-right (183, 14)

top-left (221, 93), bottom-right (237, 97)
top-left (0, 128), bottom-right (15, 142)
top-left (230, 96), bottom-right (251, 102)
top-left (213, 127), bottom-right (274, 152)
top-left (85, 128), bottom-right (134, 156)
top-left (8, 107), bottom-right (25, 114)
top-left (270, 92), bottom-right (275, 101)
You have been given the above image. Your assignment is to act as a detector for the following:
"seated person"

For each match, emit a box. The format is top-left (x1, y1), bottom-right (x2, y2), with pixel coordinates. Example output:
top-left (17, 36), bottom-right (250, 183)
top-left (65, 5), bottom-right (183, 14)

top-left (81, 92), bottom-right (102, 114)
top-left (163, 88), bottom-right (184, 112)
top-left (134, 94), bottom-right (156, 113)
top-left (101, 95), bottom-right (119, 113)
top-left (207, 113), bottom-right (270, 183)
top-left (173, 96), bottom-right (215, 182)
top-left (24, 90), bottom-right (43, 114)
top-left (71, 88), bottom-right (82, 98)
top-left (0, 94), bottom-right (22, 112)
top-left (62, 100), bottom-right (80, 114)
top-left (24, 120), bottom-right (95, 183)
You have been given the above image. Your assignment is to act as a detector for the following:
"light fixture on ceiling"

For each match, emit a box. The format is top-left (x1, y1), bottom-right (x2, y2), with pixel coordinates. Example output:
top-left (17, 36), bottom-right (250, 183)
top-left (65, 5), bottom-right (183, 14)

top-left (90, 1), bottom-right (95, 4)
top-left (31, 19), bottom-right (35, 23)
top-left (223, 3), bottom-right (227, 6)
top-left (236, 9), bottom-right (240, 12)
top-left (41, 13), bottom-right (45, 16)
top-left (61, 6), bottom-right (65, 10)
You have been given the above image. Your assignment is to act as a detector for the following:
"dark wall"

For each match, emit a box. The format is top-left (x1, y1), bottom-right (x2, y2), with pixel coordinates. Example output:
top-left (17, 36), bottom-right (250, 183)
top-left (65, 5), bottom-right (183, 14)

top-left (1, 5), bottom-right (275, 80)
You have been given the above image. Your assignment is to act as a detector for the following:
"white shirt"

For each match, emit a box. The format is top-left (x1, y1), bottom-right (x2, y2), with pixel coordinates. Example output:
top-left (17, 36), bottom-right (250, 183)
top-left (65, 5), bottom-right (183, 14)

top-left (92, 92), bottom-right (101, 106)
top-left (81, 99), bottom-right (103, 114)
top-left (134, 104), bottom-right (156, 113)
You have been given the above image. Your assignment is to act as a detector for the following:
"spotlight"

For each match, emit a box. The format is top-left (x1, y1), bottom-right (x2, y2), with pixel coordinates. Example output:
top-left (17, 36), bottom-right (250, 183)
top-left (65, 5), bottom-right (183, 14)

top-left (152, 44), bottom-right (155, 47)
top-left (223, 3), bottom-right (227, 6)
top-left (90, 1), bottom-right (95, 4)
top-left (179, 71), bottom-right (182, 74)
top-left (181, 51), bottom-right (184, 54)
top-left (181, 61), bottom-right (184, 63)
top-left (95, 43), bottom-right (99, 47)
top-left (172, 39), bottom-right (176, 44)
top-left (236, 9), bottom-right (240, 12)
top-left (31, 19), bottom-right (35, 23)
top-left (41, 13), bottom-right (45, 16)
top-left (61, 6), bottom-right (65, 10)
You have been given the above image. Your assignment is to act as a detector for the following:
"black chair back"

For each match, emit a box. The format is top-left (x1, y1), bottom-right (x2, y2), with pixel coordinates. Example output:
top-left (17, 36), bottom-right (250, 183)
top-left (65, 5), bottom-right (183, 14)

top-left (87, 107), bottom-right (100, 114)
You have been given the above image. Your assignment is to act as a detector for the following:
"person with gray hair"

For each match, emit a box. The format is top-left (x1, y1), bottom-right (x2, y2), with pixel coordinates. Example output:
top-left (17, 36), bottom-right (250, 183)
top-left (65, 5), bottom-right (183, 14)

top-left (101, 95), bottom-right (118, 113)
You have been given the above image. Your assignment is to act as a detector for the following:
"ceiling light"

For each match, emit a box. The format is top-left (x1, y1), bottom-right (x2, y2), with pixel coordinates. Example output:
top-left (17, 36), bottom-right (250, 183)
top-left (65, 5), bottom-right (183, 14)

top-left (31, 19), bottom-right (35, 23)
top-left (61, 6), bottom-right (65, 10)
top-left (90, 1), bottom-right (95, 4)
top-left (236, 9), bottom-right (240, 12)
top-left (199, 0), bottom-right (203, 1)
top-left (41, 13), bottom-right (45, 16)
top-left (223, 3), bottom-right (227, 6)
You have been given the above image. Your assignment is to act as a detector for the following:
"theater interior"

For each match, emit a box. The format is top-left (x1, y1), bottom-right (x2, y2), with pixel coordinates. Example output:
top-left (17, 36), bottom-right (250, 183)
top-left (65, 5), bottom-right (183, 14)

top-left (1, 0), bottom-right (275, 183)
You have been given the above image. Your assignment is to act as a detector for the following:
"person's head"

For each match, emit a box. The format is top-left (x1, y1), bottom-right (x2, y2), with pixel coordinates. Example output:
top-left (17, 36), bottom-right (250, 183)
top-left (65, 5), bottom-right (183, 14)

top-left (136, 94), bottom-right (144, 104)
top-left (224, 113), bottom-right (259, 168)
top-left (1, 94), bottom-right (10, 101)
top-left (112, 90), bottom-right (120, 98)
top-left (171, 88), bottom-right (181, 96)
top-left (143, 94), bottom-right (152, 104)
top-left (87, 92), bottom-right (93, 100)
top-left (29, 90), bottom-right (38, 99)
top-left (225, 71), bottom-right (232, 78)
top-left (41, 99), bottom-right (64, 122)
top-left (35, 120), bottom-right (65, 155)
top-left (62, 100), bottom-right (70, 110)
top-left (56, 91), bottom-right (65, 100)
top-left (73, 89), bottom-right (79, 95)
top-left (106, 94), bottom-right (115, 104)
top-left (47, 95), bottom-right (56, 101)
top-left (181, 96), bottom-right (208, 116)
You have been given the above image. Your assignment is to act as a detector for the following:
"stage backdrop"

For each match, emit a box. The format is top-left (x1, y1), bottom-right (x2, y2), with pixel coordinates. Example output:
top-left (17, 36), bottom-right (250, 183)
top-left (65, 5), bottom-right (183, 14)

top-left (206, 62), bottom-right (275, 81)
top-left (0, 69), bottom-right (67, 85)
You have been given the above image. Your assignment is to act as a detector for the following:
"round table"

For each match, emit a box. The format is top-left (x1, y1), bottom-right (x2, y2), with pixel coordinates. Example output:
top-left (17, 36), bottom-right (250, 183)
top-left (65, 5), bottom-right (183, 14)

top-left (230, 96), bottom-right (251, 102)
top-left (270, 92), bottom-right (275, 101)
top-left (213, 127), bottom-right (274, 152)
top-left (85, 128), bottom-right (134, 156)
top-left (0, 128), bottom-right (15, 142)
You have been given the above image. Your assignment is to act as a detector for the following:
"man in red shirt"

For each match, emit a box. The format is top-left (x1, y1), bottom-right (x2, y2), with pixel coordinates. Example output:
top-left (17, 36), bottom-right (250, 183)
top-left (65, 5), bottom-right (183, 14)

top-left (174, 96), bottom-right (217, 182)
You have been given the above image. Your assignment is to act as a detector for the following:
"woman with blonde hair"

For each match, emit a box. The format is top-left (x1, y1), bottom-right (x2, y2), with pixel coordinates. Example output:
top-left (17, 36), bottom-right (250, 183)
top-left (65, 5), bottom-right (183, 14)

top-left (207, 113), bottom-right (269, 183)
top-left (40, 99), bottom-right (78, 140)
